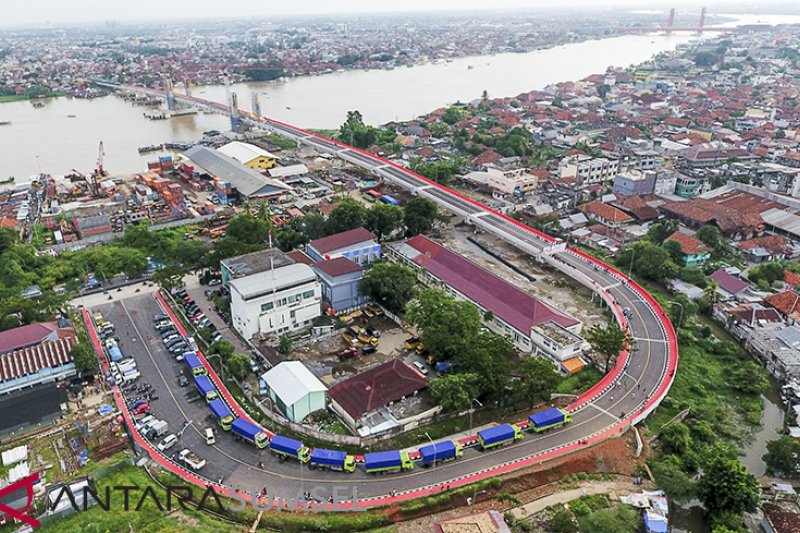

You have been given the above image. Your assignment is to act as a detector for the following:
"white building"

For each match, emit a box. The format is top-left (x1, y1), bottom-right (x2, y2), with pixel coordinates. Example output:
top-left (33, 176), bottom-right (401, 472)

top-left (558, 155), bottom-right (620, 184)
top-left (261, 361), bottom-right (327, 423)
top-left (229, 263), bottom-right (321, 340)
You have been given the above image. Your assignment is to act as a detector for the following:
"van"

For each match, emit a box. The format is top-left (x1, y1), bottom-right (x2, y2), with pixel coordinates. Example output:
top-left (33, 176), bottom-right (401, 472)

top-left (412, 361), bottom-right (429, 375)
top-left (205, 427), bottom-right (215, 445)
top-left (135, 415), bottom-right (156, 432)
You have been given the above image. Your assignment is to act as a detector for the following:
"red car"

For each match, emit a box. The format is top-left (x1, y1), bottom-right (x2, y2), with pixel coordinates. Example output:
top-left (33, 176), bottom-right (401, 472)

top-left (132, 403), bottom-right (150, 416)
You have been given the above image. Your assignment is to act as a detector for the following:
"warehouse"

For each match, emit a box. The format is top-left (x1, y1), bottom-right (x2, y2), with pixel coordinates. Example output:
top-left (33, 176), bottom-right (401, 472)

top-left (183, 146), bottom-right (290, 201)
top-left (261, 361), bottom-right (327, 423)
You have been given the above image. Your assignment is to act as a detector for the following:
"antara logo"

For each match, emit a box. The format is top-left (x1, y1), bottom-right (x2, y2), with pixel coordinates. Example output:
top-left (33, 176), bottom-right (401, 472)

top-left (0, 473), bottom-right (41, 528)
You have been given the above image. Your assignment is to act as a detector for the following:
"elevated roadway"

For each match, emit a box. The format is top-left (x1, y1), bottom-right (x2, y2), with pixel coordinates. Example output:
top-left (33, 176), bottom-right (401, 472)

top-left (85, 83), bottom-right (678, 509)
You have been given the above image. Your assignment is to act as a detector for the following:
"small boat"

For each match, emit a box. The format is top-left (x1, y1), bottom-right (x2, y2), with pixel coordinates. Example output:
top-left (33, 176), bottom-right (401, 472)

top-left (67, 114), bottom-right (76, 118)
top-left (0, 120), bottom-right (10, 126)
top-left (467, 65), bottom-right (474, 70)
top-left (138, 144), bottom-right (164, 154)
top-left (286, 106), bottom-right (292, 110)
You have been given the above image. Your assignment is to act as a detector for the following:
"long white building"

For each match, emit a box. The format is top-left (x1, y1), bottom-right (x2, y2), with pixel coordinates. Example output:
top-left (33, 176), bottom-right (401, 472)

top-left (229, 263), bottom-right (321, 340)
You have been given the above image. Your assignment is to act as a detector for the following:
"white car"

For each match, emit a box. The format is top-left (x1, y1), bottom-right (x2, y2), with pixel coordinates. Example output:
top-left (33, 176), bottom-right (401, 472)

top-left (157, 434), bottom-right (178, 451)
top-left (412, 361), bottom-right (429, 375)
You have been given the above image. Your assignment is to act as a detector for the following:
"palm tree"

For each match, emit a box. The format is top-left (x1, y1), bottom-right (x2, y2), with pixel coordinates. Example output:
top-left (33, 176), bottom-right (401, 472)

top-left (703, 280), bottom-right (720, 306)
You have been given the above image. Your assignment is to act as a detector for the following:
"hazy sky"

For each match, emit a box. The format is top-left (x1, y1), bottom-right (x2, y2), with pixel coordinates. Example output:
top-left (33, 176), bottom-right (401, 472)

top-left (0, 1), bottom-right (759, 27)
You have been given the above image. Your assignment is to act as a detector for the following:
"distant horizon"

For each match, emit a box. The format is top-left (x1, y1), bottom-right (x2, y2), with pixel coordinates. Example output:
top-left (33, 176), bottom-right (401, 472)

top-left (0, 1), bottom-right (797, 29)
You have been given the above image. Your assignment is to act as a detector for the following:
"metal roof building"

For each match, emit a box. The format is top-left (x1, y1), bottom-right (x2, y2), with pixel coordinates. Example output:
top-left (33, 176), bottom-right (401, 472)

top-left (261, 361), bottom-right (327, 423)
top-left (183, 146), bottom-right (290, 199)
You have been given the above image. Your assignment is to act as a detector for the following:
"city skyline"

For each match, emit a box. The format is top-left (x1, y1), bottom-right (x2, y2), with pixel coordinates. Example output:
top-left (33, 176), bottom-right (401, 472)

top-left (0, 0), bottom-right (790, 27)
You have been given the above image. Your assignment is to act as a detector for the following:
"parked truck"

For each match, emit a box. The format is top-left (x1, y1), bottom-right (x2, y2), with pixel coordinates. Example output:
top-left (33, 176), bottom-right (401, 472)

top-left (194, 375), bottom-right (219, 403)
top-left (418, 440), bottom-right (463, 467)
top-left (146, 420), bottom-right (169, 440)
top-left (528, 408), bottom-right (572, 433)
top-left (268, 435), bottom-right (310, 463)
top-left (107, 342), bottom-right (123, 362)
top-left (477, 424), bottom-right (523, 450)
top-left (208, 399), bottom-right (235, 431)
top-left (184, 353), bottom-right (206, 376)
top-left (178, 448), bottom-right (206, 470)
top-left (308, 448), bottom-right (356, 472)
top-left (363, 450), bottom-right (414, 474)
top-left (231, 418), bottom-right (269, 449)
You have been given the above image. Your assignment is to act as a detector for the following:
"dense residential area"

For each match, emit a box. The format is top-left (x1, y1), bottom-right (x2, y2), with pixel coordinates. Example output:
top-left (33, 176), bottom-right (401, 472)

top-left (2, 7), bottom-right (800, 533)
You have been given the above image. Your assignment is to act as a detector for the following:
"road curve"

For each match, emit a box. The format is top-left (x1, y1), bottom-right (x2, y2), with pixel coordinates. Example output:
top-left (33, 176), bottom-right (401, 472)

top-left (86, 84), bottom-right (678, 509)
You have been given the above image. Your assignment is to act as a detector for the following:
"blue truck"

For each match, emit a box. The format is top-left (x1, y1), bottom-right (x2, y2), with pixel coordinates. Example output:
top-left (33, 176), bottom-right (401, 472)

top-left (309, 448), bottom-right (356, 472)
top-left (363, 450), bottom-right (414, 474)
top-left (477, 424), bottom-right (524, 450)
top-left (528, 408), bottom-right (572, 433)
top-left (231, 418), bottom-right (269, 449)
top-left (184, 353), bottom-right (206, 376)
top-left (208, 399), bottom-right (235, 431)
top-left (418, 440), bottom-right (463, 467)
top-left (269, 435), bottom-right (310, 463)
top-left (193, 375), bottom-right (218, 403)
top-left (107, 343), bottom-right (123, 362)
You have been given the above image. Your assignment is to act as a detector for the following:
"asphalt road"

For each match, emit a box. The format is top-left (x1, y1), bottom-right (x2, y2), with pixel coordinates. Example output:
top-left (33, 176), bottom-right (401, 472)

top-left (97, 86), bottom-right (675, 504)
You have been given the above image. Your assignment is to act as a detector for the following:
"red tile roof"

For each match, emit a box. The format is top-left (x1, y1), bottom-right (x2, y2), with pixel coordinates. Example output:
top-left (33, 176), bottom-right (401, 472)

top-left (785, 270), bottom-right (800, 287)
top-left (313, 257), bottom-right (363, 277)
top-left (328, 359), bottom-right (427, 420)
top-left (765, 290), bottom-right (800, 320)
top-left (0, 321), bottom-right (61, 355)
top-left (285, 250), bottom-right (315, 265)
top-left (308, 227), bottom-right (376, 255)
top-left (737, 235), bottom-right (794, 257)
top-left (578, 200), bottom-right (633, 225)
top-left (763, 504), bottom-right (800, 533)
top-left (665, 231), bottom-right (711, 256)
top-left (0, 337), bottom-right (76, 383)
top-left (401, 235), bottom-right (579, 332)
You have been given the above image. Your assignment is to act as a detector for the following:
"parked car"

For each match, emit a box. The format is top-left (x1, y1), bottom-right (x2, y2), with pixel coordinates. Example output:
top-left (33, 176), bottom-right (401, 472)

top-left (210, 332), bottom-right (223, 344)
top-left (208, 279), bottom-right (222, 286)
top-left (157, 434), bottom-right (178, 451)
top-left (197, 318), bottom-right (212, 329)
top-left (132, 403), bottom-right (150, 415)
top-left (362, 345), bottom-right (378, 355)
top-left (177, 375), bottom-right (189, 387)
top-left (365, 326), bottom-right (381, 339)
top-left (405, 337), bottom-right (421, 350)
top-left (250, 359), bottom-right (259, 373)
top-left (153, 313), bottom-right (169, 322)
top-left (412, 361), bottom-right (429, 375)
top-left (162, 334), bottom-right (181, 345)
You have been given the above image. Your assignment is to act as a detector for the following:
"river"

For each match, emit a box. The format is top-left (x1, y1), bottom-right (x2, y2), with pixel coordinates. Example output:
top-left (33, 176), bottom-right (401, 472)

top-left (2, 13), bottom-right (800, 179)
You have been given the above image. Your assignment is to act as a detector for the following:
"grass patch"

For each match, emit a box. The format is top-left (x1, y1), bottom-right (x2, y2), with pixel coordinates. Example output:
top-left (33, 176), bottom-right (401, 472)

top-left (399, 477), bottom-right (503, 512)
top-left (263, 133), bottom-right (299, 150)
top-left (556, 367), bottom-right (603, 395)
top-left (0, 95), bottom-right (30, 103)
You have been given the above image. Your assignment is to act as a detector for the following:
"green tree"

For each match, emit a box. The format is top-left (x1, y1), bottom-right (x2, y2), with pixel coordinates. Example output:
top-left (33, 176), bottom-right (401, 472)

top-left (762, 435), bottom-right (800, 477)
top-left (515, 357), bottom-right (562, 407)
top-left (462, 331), bottom-right (514, 401)
top-left (694, 51), bottom-right (716, 67)
top-left (697, 456), bottom-right (759, 516)
top-left (659, 422), bottom-right (692, 456)
top-left (577, 506), bottom-right (639, 533)
top-left (726, 361), bottom-right (769, 394)
top-left (550, 508), bottom-right (578, 533)
top-left (585, 322), bottom-right (631, 373)
top-left (359, 261), bottom-right (418, 315)
top-left (678, 266), bottom-right (707, 288)
top-left (151, 263), bottom-right (185, 293)
top-left (326, 198), bottom-right (368, 235)
top-left (429, 373), bottom-right (480, 411)
top-left (114, 247), bottom-right (149, 278)
top-left (442, 106), bottom-right (464, 125)
top-left (279, 335), bottom-right (294, 354)
top-left (406, 289), bottom-right (482, 362)
top-left (646, 219), bottom-right (679, 245)
top-left (364, 202), bottom-right (404, 241)
top-left (663, 239), bottom-right (684, 265)
top-left (227, 354), bottom-right (251, 380)
top-left (226, 215), bottom-right (270, 245)
top-left (209, 340), bottom-right (235, 362)
top-left (71, 340), bottom-right (99, 373)
top-left (650, 454), bottom-right (696, 502)
top-left (404, 197), bottom-right (446, 237)
top-left (696, 225), bottom-right (723, 250)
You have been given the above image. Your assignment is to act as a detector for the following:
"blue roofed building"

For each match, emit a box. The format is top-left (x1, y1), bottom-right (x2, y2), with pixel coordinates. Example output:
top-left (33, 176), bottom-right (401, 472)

top-left (306, 227), bottom-right (380, 266)
top-left (312, 257), bottom-right (367, 313)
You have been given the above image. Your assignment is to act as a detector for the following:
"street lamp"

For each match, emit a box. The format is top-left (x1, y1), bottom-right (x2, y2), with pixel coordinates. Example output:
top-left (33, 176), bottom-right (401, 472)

top-left (418, 431), bottom-right (435, 471)
top-left (667, 300), bottom-right (685, 329)
top-left (468, 398), bottom-right (483, 438)
top-left (627, 246), bottom-right (637, 278)
top-left (206, 352), bottom-right (225, 382)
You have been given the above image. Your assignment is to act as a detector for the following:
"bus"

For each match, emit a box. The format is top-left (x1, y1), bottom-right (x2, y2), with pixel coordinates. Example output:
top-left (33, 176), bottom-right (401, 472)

top-left (362, 189), bottom-right (382, 202)
top-left (379, 194), bottom-right (399, 206)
